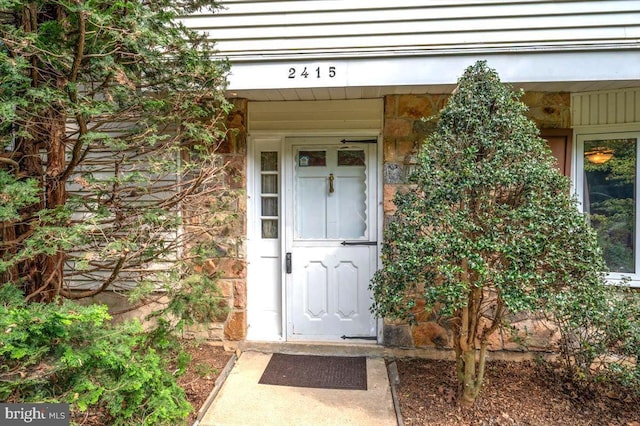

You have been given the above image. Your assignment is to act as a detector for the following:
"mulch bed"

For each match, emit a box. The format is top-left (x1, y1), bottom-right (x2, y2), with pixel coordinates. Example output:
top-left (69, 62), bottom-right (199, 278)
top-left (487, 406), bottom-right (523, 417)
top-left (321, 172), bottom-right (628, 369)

top-left (178, 342), bottom-right (233, 425)
top-left (395, 358), bottom-right (640, 425)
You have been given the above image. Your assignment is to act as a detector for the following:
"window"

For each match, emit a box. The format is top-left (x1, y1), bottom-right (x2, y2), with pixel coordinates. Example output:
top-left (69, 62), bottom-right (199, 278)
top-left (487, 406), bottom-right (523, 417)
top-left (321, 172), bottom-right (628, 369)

top-left (577, 132), bottom-right (639, 284)
top-left (260, 151), bottom-right (279, 239)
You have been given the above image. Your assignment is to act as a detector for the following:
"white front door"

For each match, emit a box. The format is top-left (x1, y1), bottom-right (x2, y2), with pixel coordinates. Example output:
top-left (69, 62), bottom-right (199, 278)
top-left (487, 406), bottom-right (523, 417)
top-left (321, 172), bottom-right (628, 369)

top-left (285, 137), bottom-right (378, 341)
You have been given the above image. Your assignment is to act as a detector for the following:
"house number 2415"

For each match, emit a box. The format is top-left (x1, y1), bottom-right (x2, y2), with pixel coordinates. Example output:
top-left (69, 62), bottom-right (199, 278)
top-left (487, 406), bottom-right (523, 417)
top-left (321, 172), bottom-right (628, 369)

top-left (288, 66), bottom-right (336, 79)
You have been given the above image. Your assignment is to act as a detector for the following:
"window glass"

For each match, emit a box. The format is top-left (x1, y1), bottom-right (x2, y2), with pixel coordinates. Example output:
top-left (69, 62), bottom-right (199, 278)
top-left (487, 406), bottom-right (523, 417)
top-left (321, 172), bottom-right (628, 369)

top-left (261, 174), bottom-right (277, 194)
top-left (337, 150), bottom-right (365, 166)
top-left (261, 197), bottom-right (278, 217)
top-left (583, 138), bottom-right (636, 273)
top-left (261, 220), bottom-right (278, 239)
top-left (298, 151), bottom-right (326, 167)
top-left (294, 146), bottom-right (366, 239)
top-left (261, 152), bottom-right (278, 172)
top-left (260, 151), bottom-right (278, 239)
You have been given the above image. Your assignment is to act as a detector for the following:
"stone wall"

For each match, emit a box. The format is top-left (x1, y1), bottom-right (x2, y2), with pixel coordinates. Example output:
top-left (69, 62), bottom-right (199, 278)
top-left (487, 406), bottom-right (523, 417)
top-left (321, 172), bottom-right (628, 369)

top-left (180, 98), bottom-right (249, 341)
top-left (174, 92), bottom-right (571, 346)
top-left (204, 92), bottom-right (570, 346)
top-left (218, 98), bottom-right (248, 341)
top-left (381, 92), bottom-right (571, 352)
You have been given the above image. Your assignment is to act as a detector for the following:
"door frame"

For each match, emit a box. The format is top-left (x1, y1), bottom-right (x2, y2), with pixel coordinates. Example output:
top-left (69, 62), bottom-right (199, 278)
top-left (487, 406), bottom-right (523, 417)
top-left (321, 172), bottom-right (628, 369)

top-left (246, 130), bottom-right (384, 343)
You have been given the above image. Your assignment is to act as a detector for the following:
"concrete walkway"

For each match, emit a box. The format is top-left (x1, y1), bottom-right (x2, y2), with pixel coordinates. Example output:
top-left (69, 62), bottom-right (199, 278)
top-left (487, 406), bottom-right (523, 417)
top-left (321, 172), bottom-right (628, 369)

top-left (198, 350), bottom-right (398, 426)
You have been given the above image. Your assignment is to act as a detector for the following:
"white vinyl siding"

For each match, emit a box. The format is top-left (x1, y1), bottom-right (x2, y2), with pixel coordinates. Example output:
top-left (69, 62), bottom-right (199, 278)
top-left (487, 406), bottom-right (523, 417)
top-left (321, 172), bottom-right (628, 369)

top-left (184, 1), bottom-right (640, 60)
top-left (64, 124), bottom-right (179, 291)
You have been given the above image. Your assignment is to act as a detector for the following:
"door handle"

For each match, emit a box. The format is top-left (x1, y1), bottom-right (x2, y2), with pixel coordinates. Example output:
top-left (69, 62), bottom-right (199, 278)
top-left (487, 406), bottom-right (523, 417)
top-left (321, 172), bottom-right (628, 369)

top-left (286, 252), bottom-right (292, 274)
top-left (328, 173), bottom-right (335, 194)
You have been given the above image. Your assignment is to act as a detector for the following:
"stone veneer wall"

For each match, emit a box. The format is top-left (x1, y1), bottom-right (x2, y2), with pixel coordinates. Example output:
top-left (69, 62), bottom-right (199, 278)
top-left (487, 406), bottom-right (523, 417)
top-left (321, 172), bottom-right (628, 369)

top-left (215, 98), bottom-right (249, 341)
top-left (181, 98), bottom-right (249, 342)
top-left (382, 92), bottom-right (571, 351)
top-left (212, 98), bottom-right (248, 341)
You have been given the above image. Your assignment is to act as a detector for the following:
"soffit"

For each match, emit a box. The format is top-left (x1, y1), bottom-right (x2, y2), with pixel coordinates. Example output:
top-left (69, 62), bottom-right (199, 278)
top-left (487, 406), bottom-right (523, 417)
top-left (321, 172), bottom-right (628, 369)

top-left (229, 81), bottom-right (640, 102)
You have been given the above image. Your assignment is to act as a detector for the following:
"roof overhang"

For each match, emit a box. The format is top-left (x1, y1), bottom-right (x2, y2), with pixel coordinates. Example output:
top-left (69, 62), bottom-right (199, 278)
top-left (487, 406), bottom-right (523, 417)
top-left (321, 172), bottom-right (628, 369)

top-left (225, 49), bottom-right (640, 101)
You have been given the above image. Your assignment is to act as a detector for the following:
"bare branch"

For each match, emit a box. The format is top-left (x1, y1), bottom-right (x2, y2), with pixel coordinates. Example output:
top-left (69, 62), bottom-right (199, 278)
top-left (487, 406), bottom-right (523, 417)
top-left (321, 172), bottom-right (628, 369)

top-left (60, 255), bottom-right (127, 299)
top-left (0, 157), bottom-right (20, 169)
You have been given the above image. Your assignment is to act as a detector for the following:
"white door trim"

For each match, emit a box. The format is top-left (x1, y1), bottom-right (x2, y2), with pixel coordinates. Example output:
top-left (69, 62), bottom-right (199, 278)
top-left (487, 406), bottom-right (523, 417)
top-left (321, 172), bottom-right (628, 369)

top-left (246, 130), bottom-right (383, 343)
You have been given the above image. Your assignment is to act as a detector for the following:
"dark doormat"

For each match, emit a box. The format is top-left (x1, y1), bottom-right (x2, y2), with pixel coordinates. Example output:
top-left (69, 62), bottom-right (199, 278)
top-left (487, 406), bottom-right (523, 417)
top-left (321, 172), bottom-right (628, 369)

top-left (258, 353), bottom-right (367, 390)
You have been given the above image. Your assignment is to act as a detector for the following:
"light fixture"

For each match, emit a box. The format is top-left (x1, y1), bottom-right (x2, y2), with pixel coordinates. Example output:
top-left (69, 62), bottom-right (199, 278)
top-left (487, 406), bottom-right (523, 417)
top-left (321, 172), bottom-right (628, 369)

top-left (585, 147), bottom-right (614, 164)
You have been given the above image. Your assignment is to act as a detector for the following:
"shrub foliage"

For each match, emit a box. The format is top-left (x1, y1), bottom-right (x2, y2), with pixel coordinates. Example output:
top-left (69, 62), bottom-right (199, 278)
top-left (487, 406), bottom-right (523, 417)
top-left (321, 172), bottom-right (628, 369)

top-left (0, 285), bottom-right (191, 424)
top-left (0, 0), bottom-right (231, 303)
top-left (0, 1), bottom-right (234, 421)
top-left (550, 283), bottom-right (640, 395)
top-left (370, 61), bottom-right (618, 405)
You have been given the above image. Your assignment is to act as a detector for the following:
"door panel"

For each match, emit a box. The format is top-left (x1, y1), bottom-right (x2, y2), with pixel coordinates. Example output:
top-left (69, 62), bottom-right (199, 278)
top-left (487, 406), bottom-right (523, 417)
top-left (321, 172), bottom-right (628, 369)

top-left (286, 137), bottom-right (377, 340)
top-left (303, 258), bottom-right (329, 320)
top-left (291, 246), bottom-right (375, 338)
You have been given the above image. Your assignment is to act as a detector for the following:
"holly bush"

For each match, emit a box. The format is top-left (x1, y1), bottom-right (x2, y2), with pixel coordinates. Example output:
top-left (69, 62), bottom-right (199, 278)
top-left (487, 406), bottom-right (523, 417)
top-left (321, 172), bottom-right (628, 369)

top-left (550, 282), bottom-right (640, 396)
top-left (370, 61), bottom-right (630, 405)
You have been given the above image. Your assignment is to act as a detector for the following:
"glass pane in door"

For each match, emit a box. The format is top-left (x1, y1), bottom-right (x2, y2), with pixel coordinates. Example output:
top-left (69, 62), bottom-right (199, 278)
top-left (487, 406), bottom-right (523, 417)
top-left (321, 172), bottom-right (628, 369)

top-left (335, 176), bottom-right (366, 238)
top-left (295, 175), bottom-right (328, 239)
top-left (295, 146), bottom-right (367, 240)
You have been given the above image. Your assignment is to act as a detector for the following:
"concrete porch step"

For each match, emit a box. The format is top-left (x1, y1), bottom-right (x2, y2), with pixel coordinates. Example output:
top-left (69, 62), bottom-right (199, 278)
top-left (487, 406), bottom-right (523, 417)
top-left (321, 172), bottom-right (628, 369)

top-left (238, 340), bottom-right (387, 358)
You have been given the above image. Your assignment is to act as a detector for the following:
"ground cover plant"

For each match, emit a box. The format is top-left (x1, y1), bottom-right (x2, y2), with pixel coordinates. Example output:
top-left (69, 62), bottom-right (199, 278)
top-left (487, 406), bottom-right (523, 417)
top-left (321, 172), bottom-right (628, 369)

top-left (0, 284), bottom-right (193, 425)
top-left (371, 61), bottom-right (640, 405)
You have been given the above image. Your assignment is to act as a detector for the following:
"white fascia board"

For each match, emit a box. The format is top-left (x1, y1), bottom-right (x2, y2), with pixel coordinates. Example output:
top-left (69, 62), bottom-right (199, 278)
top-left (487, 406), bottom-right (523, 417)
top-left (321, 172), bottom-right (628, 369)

top-left (226, 50), bottom-right (640, 92)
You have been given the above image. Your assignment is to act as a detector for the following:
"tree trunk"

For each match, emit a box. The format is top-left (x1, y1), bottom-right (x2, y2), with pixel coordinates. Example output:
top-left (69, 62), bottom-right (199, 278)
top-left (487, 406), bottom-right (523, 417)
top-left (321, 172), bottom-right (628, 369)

top-left (461, 349), bottom-right (477, 406)
top-left (458, 343), bottom-right (489, 407)
top-left (31, 107), bottom-right (68, 302)
top-left (454, 258), bottom-right (489, 406)
top-left (7, 107), bottom-right (68, 302)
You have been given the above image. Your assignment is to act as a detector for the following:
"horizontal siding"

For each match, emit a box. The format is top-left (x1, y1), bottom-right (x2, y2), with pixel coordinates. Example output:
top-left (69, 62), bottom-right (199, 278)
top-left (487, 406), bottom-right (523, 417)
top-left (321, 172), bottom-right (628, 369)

top-left (248, 99), bottom-right (383, 131)
top-left (572, 89), bottom-right (640, 127)
top-left (183, 1), bottom-right (640, 60)
top-left (64, 140), bottom-right (180, 290)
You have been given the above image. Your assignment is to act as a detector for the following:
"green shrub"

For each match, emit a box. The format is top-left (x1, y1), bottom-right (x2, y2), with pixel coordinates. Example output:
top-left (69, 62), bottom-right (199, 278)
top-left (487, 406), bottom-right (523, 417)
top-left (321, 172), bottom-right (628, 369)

top-left (0, 285), bottom-right (191, 425)
top-left (370, 61), bottom-right (610, 405)
top-left (550, 284), bottom-right (640, 396)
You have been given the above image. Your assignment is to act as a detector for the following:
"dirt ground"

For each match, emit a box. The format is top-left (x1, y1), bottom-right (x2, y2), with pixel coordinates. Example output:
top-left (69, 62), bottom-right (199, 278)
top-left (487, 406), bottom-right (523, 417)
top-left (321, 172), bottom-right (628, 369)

top-left (178, 342), bottom-right (233, 424)
top-left (395, 358), bottom-right (640, 426)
